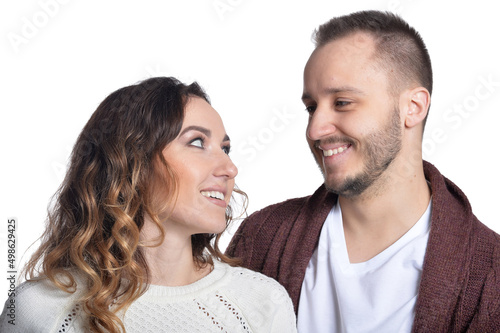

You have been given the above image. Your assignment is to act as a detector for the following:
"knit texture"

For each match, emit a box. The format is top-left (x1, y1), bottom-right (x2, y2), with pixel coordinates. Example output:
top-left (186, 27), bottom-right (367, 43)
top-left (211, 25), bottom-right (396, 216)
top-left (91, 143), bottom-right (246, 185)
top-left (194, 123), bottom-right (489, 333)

top-left (0, 261), bottom-right (297, 332)
top-left (227, 161), bottom-right (500, 332)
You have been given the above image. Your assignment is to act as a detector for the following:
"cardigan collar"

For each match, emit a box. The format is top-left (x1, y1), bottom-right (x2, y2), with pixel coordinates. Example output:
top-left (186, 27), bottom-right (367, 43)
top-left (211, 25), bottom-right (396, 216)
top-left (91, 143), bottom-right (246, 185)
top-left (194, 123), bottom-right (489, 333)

top-left (293, 161), bottom-right (479, 330)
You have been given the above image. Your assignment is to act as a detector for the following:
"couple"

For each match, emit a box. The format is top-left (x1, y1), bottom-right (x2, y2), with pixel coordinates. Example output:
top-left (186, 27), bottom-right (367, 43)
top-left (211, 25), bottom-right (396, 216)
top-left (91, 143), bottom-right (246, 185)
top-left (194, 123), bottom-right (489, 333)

top-left (2, 10), bottom-right (499, 333)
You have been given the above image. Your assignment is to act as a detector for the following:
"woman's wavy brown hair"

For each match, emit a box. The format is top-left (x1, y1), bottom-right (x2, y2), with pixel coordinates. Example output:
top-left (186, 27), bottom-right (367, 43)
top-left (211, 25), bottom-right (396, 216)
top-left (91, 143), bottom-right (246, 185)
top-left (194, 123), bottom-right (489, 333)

top-left (24, 77), bottom-right (243, 332)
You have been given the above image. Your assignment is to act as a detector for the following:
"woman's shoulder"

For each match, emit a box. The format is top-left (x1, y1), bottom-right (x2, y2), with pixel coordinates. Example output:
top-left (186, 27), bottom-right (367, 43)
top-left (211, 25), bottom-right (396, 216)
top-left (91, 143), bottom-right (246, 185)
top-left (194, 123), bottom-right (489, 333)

top-left (216, 262), bottom-right (297, 332)
top-left (218, 261), bottom-right (292, 306)
top-left (225, 263), bottom-right (284, 287)
top-left (0, 276), bottom-right (85, 332)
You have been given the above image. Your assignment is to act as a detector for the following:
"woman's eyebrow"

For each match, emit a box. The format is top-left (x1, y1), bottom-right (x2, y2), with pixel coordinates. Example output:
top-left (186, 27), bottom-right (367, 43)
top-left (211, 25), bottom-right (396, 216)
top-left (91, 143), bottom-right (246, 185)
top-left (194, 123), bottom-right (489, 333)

top-left (180, 125), bottom-right (230, 142)
top-left (179, 125), bottom-right (211, 137)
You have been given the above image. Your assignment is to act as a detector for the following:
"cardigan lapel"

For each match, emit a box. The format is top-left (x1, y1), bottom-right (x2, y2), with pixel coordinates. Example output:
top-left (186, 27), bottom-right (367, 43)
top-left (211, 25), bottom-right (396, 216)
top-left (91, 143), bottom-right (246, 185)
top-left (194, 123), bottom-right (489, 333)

top-left (276, 185), bottom-right (336, 311)
top-left (412, 161), bottom-right (474, 332)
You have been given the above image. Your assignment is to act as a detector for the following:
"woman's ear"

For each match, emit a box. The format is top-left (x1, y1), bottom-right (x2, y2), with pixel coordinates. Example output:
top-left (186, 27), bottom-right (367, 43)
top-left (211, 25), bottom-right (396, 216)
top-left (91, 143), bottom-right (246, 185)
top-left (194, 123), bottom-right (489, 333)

top-left (404, 87), bottom-right (430, 128)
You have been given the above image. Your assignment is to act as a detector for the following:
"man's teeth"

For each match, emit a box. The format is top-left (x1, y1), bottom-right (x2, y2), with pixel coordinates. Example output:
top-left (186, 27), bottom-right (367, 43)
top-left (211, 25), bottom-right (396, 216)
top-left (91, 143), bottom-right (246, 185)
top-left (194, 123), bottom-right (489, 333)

top-left (323, 146), bottom-right (348, 157)
top-left (201, 191), bottom-right (224, 200)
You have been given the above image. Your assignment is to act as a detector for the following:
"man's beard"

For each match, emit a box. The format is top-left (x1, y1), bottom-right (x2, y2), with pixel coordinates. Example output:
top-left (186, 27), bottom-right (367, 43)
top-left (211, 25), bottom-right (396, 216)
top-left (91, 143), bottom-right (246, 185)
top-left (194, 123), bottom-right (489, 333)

top-left (321, 107), bottom-right (403, 198)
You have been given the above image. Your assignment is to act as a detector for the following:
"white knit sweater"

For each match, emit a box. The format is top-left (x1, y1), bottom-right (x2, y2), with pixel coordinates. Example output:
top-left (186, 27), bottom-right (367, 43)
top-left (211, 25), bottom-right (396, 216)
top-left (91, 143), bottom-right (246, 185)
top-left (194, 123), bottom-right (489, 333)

top-left (0, 261), bottom-right (297, 332)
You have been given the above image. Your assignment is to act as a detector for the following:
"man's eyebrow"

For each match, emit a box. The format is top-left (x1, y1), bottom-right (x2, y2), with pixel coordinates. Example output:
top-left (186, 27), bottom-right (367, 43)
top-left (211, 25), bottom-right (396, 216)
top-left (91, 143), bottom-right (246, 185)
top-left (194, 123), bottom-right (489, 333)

top-left (180, 125), bottom-right (231, 142)
top-left (323, 86), bottom-right (365, 95)
top-left (301, 86), bottom-right (366, 101)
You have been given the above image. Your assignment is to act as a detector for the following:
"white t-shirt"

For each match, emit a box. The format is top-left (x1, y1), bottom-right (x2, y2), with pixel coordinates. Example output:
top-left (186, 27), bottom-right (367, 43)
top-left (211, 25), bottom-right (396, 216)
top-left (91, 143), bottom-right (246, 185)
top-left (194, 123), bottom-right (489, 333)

top-left (297, 200), bottom-right (432, 333)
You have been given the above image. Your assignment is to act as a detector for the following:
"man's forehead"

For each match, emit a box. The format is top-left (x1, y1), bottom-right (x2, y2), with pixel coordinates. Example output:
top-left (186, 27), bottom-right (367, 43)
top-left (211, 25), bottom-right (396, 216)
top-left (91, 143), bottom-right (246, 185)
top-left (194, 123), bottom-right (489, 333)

top-left (306, 32), bottom-right (377, 70)
top-left (318, 31), bottom-right (376, 52)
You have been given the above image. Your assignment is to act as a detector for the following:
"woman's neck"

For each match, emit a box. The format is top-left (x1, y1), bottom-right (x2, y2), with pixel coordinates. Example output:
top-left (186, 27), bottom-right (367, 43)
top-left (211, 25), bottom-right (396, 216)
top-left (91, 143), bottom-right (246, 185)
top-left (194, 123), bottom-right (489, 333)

top-left (144, 246), bottom-right (212, 286)
top-left (140, 218), bottom-right (212, 286)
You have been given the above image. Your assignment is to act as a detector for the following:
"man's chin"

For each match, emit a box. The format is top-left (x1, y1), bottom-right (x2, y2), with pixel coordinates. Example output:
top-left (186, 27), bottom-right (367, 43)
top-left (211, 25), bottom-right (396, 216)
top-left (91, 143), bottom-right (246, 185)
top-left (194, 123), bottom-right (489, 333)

top-left (324, 175), bottom-right (371, 198)
top-left (323, 176), bottom-right (344, 195)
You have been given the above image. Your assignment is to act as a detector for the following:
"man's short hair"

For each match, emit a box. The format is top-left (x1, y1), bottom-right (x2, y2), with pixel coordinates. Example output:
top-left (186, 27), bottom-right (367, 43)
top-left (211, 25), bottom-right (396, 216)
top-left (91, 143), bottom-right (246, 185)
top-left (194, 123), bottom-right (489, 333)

top-left (313, 10), bottom-right (433, 99)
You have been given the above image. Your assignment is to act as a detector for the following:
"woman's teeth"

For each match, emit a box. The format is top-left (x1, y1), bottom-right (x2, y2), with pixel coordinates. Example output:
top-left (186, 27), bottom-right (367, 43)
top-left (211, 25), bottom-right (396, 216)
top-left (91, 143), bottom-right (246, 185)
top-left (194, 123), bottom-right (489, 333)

top-left (201, 191), bottom-right (224, 200)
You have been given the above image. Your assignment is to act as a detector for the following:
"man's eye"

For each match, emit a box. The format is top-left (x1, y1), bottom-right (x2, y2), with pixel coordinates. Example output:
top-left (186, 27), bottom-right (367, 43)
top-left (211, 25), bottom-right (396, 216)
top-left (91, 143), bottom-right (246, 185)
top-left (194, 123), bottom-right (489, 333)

top-left (335, 100), bottom-right (351, 107)
top-left (190, 138), bottom-right (204, 148)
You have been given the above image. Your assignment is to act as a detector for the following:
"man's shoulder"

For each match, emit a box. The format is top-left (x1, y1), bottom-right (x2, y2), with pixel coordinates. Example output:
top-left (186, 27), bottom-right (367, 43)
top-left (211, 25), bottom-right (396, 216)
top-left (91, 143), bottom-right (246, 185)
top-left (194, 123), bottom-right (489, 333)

top-left (247, 195), bottom-right (311, 221)
top-left (472, 215), bottom-right (500, 243)
top-left (226, 185), bottom-right (334, 258)
top-left (426, 160), bottom-right (499, 245)
top-left (471, 216), bottom-right (500, 268)
top-left (245, 184), bottom-right (332, 224)
top-left (460, 218), bottom-right (500, 330)
top-left (236, 195), bottom-right (313, 238)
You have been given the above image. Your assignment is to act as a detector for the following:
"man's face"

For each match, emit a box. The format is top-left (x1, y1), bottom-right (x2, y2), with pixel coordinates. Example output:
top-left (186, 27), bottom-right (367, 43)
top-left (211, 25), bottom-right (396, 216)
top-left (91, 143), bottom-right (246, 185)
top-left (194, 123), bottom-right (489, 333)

top-left (302, 32), bottom-right (403, 198)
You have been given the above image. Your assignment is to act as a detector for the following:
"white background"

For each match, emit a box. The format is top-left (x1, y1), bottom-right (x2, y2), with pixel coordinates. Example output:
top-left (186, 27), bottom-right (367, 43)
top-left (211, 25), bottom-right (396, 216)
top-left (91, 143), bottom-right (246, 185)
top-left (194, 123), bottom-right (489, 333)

top-left (1, 0), bottom-right (499, 301)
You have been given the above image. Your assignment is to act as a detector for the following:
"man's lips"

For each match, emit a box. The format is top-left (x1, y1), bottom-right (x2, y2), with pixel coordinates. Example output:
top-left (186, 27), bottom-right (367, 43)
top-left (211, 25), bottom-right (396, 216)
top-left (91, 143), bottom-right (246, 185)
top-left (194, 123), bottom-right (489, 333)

top-left (314, 137), bottom-right (356, 158)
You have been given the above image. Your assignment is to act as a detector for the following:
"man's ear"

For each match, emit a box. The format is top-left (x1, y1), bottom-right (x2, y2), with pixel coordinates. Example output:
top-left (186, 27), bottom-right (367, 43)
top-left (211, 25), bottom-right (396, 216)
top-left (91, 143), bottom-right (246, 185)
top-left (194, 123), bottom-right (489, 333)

top-left (404, 87), bottom-right (430, 128)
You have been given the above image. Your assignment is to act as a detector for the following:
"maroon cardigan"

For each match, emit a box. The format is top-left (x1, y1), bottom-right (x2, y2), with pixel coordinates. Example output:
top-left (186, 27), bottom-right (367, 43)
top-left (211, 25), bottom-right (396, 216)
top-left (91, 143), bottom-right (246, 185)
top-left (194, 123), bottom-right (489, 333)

top-left (226, 161), bottom-right (500, 332)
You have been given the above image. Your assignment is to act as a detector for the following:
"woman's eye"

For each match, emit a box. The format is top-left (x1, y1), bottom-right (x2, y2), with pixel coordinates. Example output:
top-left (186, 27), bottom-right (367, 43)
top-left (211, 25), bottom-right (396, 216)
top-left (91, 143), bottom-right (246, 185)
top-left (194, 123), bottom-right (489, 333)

top-left (305, 105), bottom-right (316, 114)
top-left (222, 145), bottom-right (231, 155)
top-left (190, 138), bottom-right (204, 148)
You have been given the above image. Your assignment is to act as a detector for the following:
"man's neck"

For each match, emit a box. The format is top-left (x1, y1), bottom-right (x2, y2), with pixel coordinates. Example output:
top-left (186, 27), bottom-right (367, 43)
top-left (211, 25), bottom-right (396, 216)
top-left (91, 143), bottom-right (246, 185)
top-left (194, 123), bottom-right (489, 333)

top-left (338, 166), bottom-right (431, 263)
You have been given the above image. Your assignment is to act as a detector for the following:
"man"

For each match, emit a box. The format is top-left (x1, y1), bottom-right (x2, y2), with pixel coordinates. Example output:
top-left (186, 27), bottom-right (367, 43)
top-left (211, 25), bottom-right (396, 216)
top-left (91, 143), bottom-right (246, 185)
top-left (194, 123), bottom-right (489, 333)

top-left (226, 10), bottom-right (500, 332)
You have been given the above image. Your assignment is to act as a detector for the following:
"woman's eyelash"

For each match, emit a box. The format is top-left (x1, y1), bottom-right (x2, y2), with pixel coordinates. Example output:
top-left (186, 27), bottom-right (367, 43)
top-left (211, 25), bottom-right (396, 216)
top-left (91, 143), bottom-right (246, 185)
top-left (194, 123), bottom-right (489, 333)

top-left (305, 105), bottom-right (316, 114)
top-left (189, 137), bottom-right (204, 148)
top-left (189, 137), bottom-right (231, 155)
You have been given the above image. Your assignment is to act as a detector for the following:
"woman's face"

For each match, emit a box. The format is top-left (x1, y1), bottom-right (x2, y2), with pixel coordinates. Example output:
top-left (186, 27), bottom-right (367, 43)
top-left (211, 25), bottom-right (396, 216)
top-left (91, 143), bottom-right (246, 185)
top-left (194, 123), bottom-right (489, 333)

top-left (160, 97), bottom-right (238, 236)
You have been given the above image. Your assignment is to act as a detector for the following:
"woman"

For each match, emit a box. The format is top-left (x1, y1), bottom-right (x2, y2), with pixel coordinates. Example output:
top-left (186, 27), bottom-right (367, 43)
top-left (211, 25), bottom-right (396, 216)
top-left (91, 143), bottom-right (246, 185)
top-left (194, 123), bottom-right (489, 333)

top-left (0, 77), bottom-right (296, 332)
